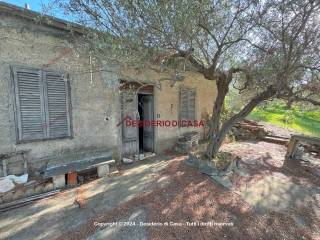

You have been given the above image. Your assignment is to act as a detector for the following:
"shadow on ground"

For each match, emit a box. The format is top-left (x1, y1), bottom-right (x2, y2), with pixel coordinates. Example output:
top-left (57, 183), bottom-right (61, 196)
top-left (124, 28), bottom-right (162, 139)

top-left (0, 155), bottom-right (173, 240)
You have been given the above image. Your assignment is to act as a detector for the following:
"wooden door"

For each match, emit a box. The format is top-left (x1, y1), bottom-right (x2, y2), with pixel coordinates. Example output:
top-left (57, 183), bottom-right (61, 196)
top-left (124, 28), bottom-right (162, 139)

top-left (121, 91), bottom-right (139, 157)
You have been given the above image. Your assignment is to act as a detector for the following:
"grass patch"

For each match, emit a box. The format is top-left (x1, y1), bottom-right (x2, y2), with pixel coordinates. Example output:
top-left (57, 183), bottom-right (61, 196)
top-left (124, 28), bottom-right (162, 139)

top-left (249, 103), bottom-right (320, 137)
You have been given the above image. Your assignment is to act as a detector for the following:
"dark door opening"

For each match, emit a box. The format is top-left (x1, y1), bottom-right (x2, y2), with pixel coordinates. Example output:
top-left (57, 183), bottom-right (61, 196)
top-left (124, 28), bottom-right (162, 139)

top-left (138, 94), bottom-right (154, 153)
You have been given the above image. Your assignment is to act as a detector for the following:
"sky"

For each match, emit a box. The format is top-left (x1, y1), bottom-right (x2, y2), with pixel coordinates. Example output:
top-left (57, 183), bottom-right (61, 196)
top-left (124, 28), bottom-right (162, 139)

top-left (4, 0), bottom-right (50, 12)
top-left (3, 0), bottom-right (71, 20)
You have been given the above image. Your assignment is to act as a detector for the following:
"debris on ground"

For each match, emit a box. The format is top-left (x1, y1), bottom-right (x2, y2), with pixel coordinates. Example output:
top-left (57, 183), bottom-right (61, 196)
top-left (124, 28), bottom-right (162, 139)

top-left (58, 142), bottom-right (319, 240)
top-left (0, 178), bottom-right (15, 193)
top-left (1, 137), bottom-right (319, 240)
top-left (123, 157), bottom-right (134, 164)
top-left (232, 120), bottom-right (268, 141)
top-left (176, 131), bottom-right (200, 153)
top-left (0, 190), bottom-right (60, 212)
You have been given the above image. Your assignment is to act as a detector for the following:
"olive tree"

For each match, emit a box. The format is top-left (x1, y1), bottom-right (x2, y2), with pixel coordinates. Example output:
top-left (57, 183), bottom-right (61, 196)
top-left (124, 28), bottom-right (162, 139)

top-left (53, 0), bottom-right (320, 159)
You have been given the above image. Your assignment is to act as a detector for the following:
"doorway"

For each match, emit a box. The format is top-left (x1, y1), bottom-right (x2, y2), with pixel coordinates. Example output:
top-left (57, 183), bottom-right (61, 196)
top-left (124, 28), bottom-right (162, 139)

top-left (120, 83), bottom-right (154, 158)
top-left (138, 93), bottom-right (154, 153)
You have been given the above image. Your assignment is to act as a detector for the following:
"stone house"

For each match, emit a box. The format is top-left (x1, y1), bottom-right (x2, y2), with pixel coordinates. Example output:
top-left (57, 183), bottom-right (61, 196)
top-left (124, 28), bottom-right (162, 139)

top-left (0, 2), bottom-right (217, 176)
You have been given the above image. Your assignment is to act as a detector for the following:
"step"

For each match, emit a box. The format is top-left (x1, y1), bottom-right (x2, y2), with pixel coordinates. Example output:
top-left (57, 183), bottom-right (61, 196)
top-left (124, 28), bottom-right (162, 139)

top-left (262, 136), bottom-right (289, 145)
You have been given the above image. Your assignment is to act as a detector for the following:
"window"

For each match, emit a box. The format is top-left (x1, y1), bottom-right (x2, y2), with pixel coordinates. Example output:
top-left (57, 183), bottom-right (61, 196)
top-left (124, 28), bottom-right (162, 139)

top-left (11, 66), bottom-right (72, 142)
top-left (180, 87), bottom-right (196, 122)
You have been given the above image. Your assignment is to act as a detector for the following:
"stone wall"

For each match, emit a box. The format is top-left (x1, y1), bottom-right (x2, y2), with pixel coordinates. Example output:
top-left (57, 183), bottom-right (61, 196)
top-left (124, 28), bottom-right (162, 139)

top-left (0, 12), bottom-right (217, 173)
top-left (0, 13), bottom-right (121, 173)
top-left (118, 68), bottom-right (217, 153)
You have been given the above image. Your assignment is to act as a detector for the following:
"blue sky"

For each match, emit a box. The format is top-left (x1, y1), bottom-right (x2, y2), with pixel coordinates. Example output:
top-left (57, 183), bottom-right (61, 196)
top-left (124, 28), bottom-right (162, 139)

top-left (4, 0), bottom-right (49, 12)
top-left (3, 0), bottom-right (71, 20)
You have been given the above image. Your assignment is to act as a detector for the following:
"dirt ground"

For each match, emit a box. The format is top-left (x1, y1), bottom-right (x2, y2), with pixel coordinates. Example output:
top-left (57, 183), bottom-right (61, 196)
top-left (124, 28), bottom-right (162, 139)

top-left (0, 140), bottom-right (319, 240)
top-left (259, 121), bottom-right (299, 138)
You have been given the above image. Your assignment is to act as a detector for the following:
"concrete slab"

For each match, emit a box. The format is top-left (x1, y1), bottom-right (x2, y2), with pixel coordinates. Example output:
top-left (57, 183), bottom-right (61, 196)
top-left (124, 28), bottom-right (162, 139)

top-left (52, 175), bottom-right (65, 189)
top-left (97, 164), bottom-right (109, 178)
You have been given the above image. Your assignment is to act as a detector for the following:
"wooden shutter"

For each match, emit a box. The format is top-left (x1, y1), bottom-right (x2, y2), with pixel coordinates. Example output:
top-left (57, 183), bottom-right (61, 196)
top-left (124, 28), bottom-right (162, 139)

top-left (12, 67), bottom-right (46, 142)
top-left (12, 66), bottom-right (72, 142)
top-left (180, 88), bottom-right (189, 121)
top-left (188, 89), bottom-right (196, 120)
top-left (180, 87), bottom-right (196, 122)
top-left (44, 71), bottom-right (72, 139)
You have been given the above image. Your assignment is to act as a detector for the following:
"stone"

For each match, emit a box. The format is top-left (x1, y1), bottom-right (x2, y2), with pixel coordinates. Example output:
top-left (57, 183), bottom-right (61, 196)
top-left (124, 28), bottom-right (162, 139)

top-left (24, 180), bottom-right (36, 187)
top-left (97, 164), bottom-right (110, 178)
top-left (5, 189), bottom-right (24, 201)
top-left (210, 175), bottom-right (234, 190)
top-left (2, 192), bottom-right (14, 203)
top-left (123, 158), bottom-right (134, 164)
top-left (13, 189), bottom-right (25, 200)
top-left (34, 185), bottom-right (44, 194)
top-left (199, 160), bottom-right (218, 176)
top-left (44, 182), bottom-right (54, 192)
top-left (144, 152), bottom-right (155, 157)
top-left (0, 178), bottom-right (15, 193)
top-left (25, 187), bottom-right (35, 197)
top-left (185, 153), bottom-right (199, 167)
top-left (52, 175), bottom-right (66, 189)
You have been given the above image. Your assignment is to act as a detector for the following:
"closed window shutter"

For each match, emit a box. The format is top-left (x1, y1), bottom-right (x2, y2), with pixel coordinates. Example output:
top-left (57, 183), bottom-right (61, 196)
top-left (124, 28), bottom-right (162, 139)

top-left (12, 66), bottom-right (72, 142)
top-left (12, 67), bottom-right (46, 141)
top-left (180, 87), bottom-right (196, 124)
top-left (44, 71), bottom-right (72, 138)
top-left (188, 89), bottom-right (196, 120)
top-left (180, 88), bottom-right (189, 121)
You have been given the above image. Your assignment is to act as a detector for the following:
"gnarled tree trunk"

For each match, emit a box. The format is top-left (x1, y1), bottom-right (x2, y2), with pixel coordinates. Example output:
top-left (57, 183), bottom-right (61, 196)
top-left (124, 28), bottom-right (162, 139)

top-left (206, 85), bottom-right (277, 159)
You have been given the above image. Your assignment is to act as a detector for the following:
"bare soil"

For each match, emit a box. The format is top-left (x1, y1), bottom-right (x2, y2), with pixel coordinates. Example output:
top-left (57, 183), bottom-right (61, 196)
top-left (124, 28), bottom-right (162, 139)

top-left (58, 141), bottom-right (320, 240)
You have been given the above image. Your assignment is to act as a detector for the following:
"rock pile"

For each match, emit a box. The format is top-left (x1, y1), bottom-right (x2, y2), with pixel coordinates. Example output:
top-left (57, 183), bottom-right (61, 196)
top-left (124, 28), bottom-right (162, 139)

top-left (232, 120), bottom-right (268, 141)
top-left (176, 131), bottom-right (200, 153)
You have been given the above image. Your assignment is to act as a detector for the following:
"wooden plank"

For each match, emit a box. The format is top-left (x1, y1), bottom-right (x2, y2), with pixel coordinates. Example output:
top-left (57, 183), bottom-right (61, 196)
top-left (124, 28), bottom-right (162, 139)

top-left (44, 71), bottom-right (72, 139)
top-left (285, 134), bottom-right (320, 160)
top-left (291, 135), bottom-right (320, 145)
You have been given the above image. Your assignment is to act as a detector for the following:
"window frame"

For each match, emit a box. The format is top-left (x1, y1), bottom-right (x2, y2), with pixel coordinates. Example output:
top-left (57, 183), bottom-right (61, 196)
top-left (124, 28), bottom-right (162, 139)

top-left (11, 65), bottom-right (73, 143)
top-left (179, 86), bottom-right (197, 126)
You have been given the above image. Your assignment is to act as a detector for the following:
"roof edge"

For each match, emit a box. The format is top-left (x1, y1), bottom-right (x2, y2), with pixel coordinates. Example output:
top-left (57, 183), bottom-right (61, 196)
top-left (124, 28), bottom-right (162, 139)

top-left (0, 1), bottom-right (85, 34)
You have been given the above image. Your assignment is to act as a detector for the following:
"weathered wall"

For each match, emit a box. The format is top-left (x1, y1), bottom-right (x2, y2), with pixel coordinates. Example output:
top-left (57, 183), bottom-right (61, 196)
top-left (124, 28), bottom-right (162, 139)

top-left (118, 68), bottom-right (217, 153)
top-left (0, 12), bottom-right (217, 174)
top-left (0, 14), bottom-right (121, 173)
top-left (154, 72), bottom-right (217, 152)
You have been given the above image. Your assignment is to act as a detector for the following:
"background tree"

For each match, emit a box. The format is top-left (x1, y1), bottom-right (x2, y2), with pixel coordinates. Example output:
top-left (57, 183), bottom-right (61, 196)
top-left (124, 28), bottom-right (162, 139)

top-left (53, 0), bottom-right (320, 160)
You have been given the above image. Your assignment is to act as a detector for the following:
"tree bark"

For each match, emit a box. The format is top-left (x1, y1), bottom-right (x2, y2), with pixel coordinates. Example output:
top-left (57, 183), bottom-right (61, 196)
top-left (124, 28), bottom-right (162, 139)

top-left (206, 74), bottom-right (230, 158)
top-left (206, 85), bottom-right (277, 159)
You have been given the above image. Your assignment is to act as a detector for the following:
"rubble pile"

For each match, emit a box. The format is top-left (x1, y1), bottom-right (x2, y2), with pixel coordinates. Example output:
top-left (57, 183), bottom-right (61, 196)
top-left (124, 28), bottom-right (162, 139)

top-left (232, 120), bottom-right (269, 141)
top-left (176, 131), bottom-right (200, 153)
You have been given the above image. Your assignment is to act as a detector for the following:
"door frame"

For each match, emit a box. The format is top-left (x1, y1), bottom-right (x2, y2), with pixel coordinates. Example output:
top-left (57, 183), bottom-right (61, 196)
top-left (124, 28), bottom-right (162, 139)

top-left (138, 92), bottom-right (155, 153)
top-left (119, 83), bottom-right (155, 159)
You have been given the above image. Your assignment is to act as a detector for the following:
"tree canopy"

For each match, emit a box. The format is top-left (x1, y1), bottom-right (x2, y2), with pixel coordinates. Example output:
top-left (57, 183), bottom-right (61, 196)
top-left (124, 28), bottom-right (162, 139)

top-left (53, 0), bottom-right (320, 158)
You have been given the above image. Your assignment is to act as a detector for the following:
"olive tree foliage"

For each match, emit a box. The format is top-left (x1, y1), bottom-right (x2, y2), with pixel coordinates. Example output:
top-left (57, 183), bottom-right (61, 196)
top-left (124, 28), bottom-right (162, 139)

top-left (54, 0), bottom-right (320, 158)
